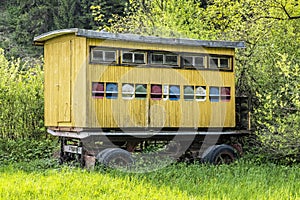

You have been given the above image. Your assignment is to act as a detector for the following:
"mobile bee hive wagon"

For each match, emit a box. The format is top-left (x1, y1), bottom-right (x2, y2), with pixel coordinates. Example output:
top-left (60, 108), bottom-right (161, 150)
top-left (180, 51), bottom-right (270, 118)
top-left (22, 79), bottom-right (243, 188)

top-left (34, 28), bottom-right (250, 167)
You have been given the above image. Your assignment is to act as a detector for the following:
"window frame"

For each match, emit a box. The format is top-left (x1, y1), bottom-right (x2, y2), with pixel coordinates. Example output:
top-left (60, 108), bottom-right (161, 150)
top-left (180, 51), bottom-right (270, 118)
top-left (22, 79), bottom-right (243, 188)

top-left (182, 55), bottom-right (206, 69)
top-left (90, 47), bottom-right (117, 64)
top-left (209, 86), bottom-right (231, 102)
top-left (208, 56), bottom-right (232, 70)
top-left (121, 50), bottom-right (146, 64)
top-left (150, 52), bottom-right (179, 67)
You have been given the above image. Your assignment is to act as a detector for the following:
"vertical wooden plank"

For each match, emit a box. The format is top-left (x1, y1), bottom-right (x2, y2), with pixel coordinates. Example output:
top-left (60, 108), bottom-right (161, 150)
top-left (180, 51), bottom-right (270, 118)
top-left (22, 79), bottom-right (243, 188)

top-left (72, 37), bottom-right (87, 127)
top-left (44, 43), bottom-right (55, 126)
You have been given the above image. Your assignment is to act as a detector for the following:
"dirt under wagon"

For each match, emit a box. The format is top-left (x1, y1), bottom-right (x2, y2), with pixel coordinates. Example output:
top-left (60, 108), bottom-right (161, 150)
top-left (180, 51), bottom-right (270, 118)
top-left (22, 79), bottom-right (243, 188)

top-left (34, 28), bottom-right (250, 168)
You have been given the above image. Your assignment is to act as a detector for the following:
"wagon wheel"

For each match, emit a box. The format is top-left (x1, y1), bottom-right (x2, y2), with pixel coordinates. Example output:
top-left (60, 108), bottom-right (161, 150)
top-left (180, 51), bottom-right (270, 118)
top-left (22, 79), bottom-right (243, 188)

top-left (96, 148), bottom-right (134, 169)
top-left (203, 144), bottom-right (237, 165)
top-left (96, 148), bottom-right (115, 164)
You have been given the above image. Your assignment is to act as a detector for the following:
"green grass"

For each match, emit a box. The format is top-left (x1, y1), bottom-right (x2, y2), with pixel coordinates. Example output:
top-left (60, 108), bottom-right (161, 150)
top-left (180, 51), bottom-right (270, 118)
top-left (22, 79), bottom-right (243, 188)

top-left (0, 160), bottom-right (299, 200)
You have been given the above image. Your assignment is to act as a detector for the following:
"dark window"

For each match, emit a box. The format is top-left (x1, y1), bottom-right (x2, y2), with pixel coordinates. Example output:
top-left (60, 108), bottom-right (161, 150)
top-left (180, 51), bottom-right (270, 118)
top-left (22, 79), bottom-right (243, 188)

top-left (194, 56), bottom-right (204, 68)
top-left (122, 53), bottom-right (133, 63)
top-left (183, 55), bottom-right (205, 69)
top-left (152, 54), bottom-right (164, 64)
top-left (208, 56), bottom-right (231, 69)
top-left (183, 57), bottom-right (193, 66)
top-left (165, 55), bottom-right (178, 65)
top-left (122, 52), bottom-right (145, 64)
top-left (151, 53), bottom-right (178, 66)
top-left (209, 58), bottom-right (218, 68)
top-left (134, 53), bottom-right (145, 64)
top-left (220, 58), bottom-right (229, 68)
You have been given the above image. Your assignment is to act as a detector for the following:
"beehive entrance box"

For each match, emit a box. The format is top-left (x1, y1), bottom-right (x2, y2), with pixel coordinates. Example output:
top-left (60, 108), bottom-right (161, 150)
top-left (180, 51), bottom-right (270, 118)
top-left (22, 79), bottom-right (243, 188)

top-left (34, 28), bottom-right (245, 131)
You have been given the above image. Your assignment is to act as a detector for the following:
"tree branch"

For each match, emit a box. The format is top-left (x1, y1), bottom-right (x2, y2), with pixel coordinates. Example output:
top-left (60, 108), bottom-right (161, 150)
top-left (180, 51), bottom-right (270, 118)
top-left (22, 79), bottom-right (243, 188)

top-left (256, 13), bottom-right (300, 21)
top-left (256, 1), bottom-right (300, 21)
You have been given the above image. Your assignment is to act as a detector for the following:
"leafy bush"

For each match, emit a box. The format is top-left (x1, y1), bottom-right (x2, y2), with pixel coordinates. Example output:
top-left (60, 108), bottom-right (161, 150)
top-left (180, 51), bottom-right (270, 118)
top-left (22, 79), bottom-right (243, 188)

top-left (0, 48), bottom-right (44, 139)
top-left (251, 54), bottom-right (300, 164)
top-left (0, 48), bottom-right (58, 165)
top-left (0, 138), bottom-right (58, 165)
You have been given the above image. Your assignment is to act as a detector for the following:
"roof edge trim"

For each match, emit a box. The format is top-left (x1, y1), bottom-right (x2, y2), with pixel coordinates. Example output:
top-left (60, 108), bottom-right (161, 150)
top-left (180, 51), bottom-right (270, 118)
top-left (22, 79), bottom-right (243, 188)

top-left (33, 28), bottom-right (79, 44)
top-left (34, 28), bottom-right (245, 48)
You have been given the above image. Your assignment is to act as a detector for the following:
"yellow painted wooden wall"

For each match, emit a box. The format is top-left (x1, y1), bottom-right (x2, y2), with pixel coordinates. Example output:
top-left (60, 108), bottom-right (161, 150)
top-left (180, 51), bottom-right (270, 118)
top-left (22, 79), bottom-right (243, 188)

top-left (44, 34), bottom-right (87, 127)
top-left (43, 35), bottom-right (236, 129)
top-left (86, 39), bottom-right (236, 129)
top-left (87, 67), bottom-right (235, 128)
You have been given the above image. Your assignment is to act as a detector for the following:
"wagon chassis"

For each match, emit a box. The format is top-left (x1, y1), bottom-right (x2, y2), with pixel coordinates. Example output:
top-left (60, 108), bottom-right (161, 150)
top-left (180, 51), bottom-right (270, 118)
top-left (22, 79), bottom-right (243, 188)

top-left (50, 128), bottom-right (250, 168)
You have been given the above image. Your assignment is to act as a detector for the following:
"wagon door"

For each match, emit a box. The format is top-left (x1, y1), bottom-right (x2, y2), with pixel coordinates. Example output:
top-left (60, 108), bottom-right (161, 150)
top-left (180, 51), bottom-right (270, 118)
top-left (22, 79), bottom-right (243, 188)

top-left (57, 40), bottom-right (72, 123)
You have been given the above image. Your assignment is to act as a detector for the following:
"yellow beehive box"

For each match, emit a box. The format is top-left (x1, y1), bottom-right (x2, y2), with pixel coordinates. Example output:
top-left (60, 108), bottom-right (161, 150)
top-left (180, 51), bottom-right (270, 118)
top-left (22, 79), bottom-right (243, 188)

top-left (34, 29), bottom-right (244, 130)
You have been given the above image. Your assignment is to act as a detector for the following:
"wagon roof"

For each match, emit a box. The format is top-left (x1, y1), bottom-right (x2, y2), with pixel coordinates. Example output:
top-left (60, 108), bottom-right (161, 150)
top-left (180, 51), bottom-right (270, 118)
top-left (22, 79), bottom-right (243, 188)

top-left (33, 28), bottom-right (245, 48)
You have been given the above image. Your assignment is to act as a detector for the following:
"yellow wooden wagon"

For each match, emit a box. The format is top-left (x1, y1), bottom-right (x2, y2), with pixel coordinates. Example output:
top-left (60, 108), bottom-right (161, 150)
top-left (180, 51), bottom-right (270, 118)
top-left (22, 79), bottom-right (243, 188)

top-left (34, 28), bottom-right (250, 167)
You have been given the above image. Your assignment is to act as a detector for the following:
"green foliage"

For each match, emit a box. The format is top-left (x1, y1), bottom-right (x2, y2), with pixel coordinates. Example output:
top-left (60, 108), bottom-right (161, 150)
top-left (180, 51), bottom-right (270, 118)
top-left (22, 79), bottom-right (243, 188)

top-left (91, 0), bottom-right (129, 30)
top-left (0, 0), bottom-right (129, 59)
top-left (0, 161), bottom-right (299, 199)
top-left (94, 0), bottom-right (211, 39)
top-left (253, 53), bottom-right (300, 163)
top-left (0, 138), bottom-right (58, 165)
top-left (53, 0), bottom-right (77, 29)
top-left (0, 43), bottom-right (58, 168)
top-left (0, 49), bottom-right (45, 139)
top-left (1, 1), bottom-right (54, 58)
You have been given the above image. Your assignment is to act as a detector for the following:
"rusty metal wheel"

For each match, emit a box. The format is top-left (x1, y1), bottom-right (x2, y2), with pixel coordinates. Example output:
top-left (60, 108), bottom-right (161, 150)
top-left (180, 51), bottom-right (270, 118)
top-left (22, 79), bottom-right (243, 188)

top-left (96, 148), bottom-right (134, 169)
top-left (202, 144), bottom-right (237, 164)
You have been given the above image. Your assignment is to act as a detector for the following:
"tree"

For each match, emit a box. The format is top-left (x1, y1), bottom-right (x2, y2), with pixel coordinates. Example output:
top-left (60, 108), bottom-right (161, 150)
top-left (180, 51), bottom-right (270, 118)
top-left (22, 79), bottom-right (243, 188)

top-left (93, 0), bottom-right (211, 38)
top-left (0, 0), bottom-right (129, 59)
top-left (1, 0), bottom-right (56, 58)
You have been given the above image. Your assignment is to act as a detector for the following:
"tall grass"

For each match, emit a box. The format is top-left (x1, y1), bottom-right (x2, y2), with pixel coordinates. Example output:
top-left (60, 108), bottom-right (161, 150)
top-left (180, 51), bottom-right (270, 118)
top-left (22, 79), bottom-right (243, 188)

top-left (0, 161), bottom-right (299, 200)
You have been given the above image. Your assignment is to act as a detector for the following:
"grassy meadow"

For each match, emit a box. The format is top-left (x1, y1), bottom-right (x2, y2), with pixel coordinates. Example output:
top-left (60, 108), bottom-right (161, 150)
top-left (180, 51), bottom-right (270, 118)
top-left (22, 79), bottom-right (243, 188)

top-left (0, 160), bottom-right (299, 200)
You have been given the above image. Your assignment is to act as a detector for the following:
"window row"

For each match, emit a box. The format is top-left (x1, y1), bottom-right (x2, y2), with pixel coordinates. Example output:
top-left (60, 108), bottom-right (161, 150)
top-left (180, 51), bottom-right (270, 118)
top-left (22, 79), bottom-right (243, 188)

top-left (92, 82), bottom-right (231, 102)
top-left (90, 47), bottom-right (232, 70)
